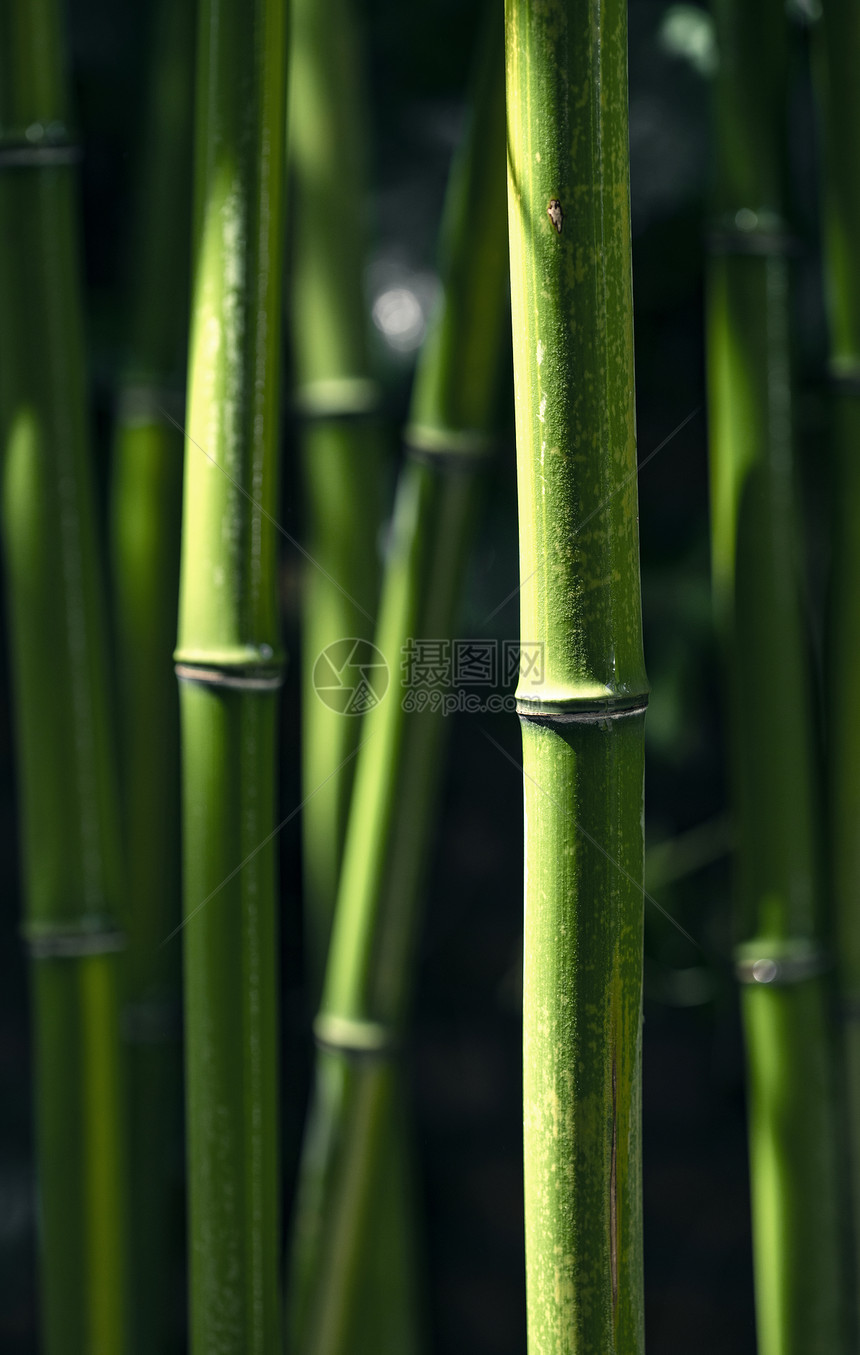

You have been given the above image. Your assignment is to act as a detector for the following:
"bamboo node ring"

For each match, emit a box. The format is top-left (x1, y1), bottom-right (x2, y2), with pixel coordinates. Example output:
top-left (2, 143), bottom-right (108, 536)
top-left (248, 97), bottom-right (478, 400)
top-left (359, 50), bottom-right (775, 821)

top-left (313, 1012), bottom-right (399, 1060)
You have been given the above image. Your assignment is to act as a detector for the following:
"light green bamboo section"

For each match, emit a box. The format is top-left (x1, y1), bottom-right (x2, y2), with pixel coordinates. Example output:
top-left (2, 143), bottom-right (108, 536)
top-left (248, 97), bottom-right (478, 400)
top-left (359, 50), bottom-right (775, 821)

top-left (814, 3), bottom-right (860, 1335)
top-left (505, 0), bottom-right (648, 1349)
top-left (287, 16), bottom-right (508, 1353)
top-left (707, 1), bottom-right (846, 1351)
top-left (289, 0), bottom-right (385, 992)
top-left (175, 0), bottom-right (287, 1348)
top-left (0, 1), bottom-right (128, 1350)
top-left (110, 2), bottom-right (194, 1348)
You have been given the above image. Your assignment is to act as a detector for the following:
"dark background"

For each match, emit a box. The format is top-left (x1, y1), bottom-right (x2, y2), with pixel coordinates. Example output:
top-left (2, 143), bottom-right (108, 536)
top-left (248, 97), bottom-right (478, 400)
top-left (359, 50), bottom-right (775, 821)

top-left (0, 0), bottom-right (832, 1349)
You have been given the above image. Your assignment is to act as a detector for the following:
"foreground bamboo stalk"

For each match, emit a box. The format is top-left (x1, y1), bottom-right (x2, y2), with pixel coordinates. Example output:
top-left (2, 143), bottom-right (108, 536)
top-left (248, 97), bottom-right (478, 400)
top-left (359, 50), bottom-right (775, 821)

top-left (0, 1), bottom-right (128, 1349)
top-left (175, 0), bottom-right (288, 1348)
top-left (815, 4), bottom-right (860, 1336)
top-left (707, 1), bottom-right (846, 1349)
top-left (289, 0), bottom-right (386, 992)
top-left (287, 15), bottom-right (508, 1351)
top-left (505, 1), bottom-right (648, 1349)
top-left (110, 2), bottom-right (194, 1347)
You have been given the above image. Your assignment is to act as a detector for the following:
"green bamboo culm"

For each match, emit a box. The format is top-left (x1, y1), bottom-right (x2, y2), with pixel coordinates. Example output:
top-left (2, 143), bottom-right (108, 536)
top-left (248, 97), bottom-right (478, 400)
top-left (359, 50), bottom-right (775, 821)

top-left (175, 0), bottom-right (288, 1348)
top-left (505, 1), bottom-right (648, 1350)
top-left (814, 3), bottom-right (860, 1336)
top-left (0, 2), bottom-right (128, 1351)
top-left (110, 2), bottom-right (195, 1348)
top-left (288, 2), bottom-right (415, 1347)
top-left (287, 13), bottom-right (509, 1352)
top-left (289, 0), bottom-right (385, 991)
top-left (707, 2), bottom-right (846, 1351)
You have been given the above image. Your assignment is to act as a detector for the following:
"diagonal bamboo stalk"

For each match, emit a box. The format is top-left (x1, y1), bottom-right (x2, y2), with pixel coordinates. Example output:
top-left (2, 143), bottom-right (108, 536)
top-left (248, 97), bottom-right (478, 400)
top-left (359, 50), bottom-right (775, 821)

top-left (0, 1), bottom-right (128, 1349)
top-left (110, 2), bottom-right (195, 1348)
top-left (175, 0), bottom-right (288, 1348)
top-left (505, 1), bottom-right (648, 1349)
top-left (706, 1), bottom-right (847, 1350)
top-left (813, 0), bottom-right (860, 1339)
top-left (287, 13), bottom-right (509, 1351)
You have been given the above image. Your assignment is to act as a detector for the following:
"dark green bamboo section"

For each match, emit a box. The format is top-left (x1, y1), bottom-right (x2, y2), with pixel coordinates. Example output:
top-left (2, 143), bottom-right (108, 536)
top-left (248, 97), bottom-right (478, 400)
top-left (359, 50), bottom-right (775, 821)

top-left (0, 1), bottom-right (128, 1350)
top-left (289, 0), bottom-right (385, 991)
top-left (814, 3), bottom-right (860, 1333)
top-left (110, 3), bottom-right (194, 1348)
top-left (505, 1), bottom-right (648, 1350)
top-left (175, 0), bottom-right (287, 1348)
top-left (287, 17), bottom-right (508, 1353)
top-left (707, 2), bottom-right (845, 1351)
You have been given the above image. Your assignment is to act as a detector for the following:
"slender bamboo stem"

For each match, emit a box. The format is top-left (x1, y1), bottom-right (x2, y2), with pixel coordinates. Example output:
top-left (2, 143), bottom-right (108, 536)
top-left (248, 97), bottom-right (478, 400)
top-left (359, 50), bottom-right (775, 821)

top-left (0, 2), bottom-right (128, 1350)
top-left (175, 0), bottom-right (288, 1348)
top-left (707, 2), bottom-right (846, 1350)
top-left (814, 0), bottom-right (860, 1337)
top-left (505, 2), bottom-right (648, 1350)
top-left (289, 0), bottom-right (385, 994)
top-left (288, 5), bottom-right (420, 1348)
top-left (287, 15), bottom-right (508, 1352)
top-left (110, 3), bottom-right (194, 1348)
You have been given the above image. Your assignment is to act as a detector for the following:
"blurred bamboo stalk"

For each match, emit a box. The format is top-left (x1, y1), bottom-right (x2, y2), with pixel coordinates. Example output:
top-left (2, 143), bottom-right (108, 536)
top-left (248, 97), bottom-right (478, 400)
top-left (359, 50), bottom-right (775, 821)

top-left (505, 0), bottom-right (648, 1348)
top-left (288, 2), bottom-right (416, 1347)
top-left (110, 2), bottom-right (195, 1348)
top-left (707, 2), bottom-right (846, 1350)
top-left (175, 0), bottom-right (288, 1348)
top-left (814, 0), bottom-right (860, 1338)
top-left (0, 1), bottom-right (128, 1350)
top-left (286, 13), bottom-right (509, 1352)
top-left (289, 0), bottom-right (386, 994)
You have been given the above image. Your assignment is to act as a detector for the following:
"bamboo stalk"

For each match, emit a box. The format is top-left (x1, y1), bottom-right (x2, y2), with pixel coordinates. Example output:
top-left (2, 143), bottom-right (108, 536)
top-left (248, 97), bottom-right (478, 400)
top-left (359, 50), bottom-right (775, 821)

top-left (0, 2), bottom-right (128, 1350)
top-left (289, 0), bottom-right (385, 994)
top-left (505, 1), bottom-right (648, 1349)
top-left (175, 0), bottom-right (288, 1348)
top-left (110, 2), bottom-right (194, 1348)
top-left (814, 0), bottom-right (860, 1337)
top-left (287, 15), bottom-right (508, 1352)
top-left (706, 1), bottom-right (846, 1350)
top-left (288, 4), bottom-right (418, 1348)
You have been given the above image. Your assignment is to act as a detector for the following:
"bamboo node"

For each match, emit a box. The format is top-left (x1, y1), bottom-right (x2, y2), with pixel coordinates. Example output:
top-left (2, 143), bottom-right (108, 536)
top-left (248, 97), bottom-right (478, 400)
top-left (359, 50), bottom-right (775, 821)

top-left (175, 660), bottom-right (284, 692)
top-left (293, 377), bottom-right (381, 423)
top-left (707, 208), bottom-right (799, 258)
top-left (517, 696), bottom-right (648, 724)
top-left (23, 926), bottom-right (126, 959)
top-left (734, 941), bottom-right (829, 987)
top-left (0, 125), bottom-right (82, 168)
top-left (404, 427), bottom-right (496, 470)
top-left (313, 1012), bottom-right (399, 1060)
